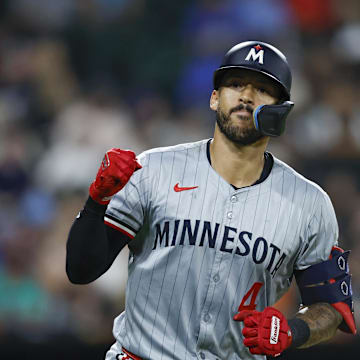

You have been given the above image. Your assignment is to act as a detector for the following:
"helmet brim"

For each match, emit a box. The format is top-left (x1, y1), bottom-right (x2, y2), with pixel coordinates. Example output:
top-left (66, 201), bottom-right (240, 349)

top-left (213, 66), bottom-right (290, 101)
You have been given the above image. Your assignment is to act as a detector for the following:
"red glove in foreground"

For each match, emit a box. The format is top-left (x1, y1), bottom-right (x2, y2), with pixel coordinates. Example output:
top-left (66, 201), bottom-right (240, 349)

top-left (234, 307), bottom-right (292, 357)
top-left (89, 148), bottom-right (142, 205)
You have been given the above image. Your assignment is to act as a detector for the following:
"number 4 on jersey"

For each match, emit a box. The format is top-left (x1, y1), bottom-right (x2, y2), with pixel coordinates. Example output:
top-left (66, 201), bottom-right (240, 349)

top-left (237, 282), bottom-right (263, 311)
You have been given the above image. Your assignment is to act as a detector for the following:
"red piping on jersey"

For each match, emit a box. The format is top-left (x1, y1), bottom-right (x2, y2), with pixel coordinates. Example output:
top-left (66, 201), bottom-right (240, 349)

top-left (104, 220), bottom-right (135, 239)
top-left (122, 347), bottom-right (143, 360)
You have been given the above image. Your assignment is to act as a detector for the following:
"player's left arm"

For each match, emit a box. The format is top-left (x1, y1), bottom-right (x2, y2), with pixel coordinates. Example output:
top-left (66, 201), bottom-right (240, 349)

top-left (293, 302), bottom-right (342, 348)
top-left (234, 192), bottom-right (356, 357)
top-left (292, 190), bottom-right (356, 341)
top-left (291, 244), bottom-right (356, 342)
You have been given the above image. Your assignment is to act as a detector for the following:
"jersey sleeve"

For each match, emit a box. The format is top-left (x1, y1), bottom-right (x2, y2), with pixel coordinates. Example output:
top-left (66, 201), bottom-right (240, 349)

top-left (104, 152), bottom-right (149, 240)
top-left (295, 190), bottom-right (339, 270)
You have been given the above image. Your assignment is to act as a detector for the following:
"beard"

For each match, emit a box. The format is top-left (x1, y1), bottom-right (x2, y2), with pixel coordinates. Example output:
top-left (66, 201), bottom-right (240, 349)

top-left (216, 104), bottom-right (264, 145)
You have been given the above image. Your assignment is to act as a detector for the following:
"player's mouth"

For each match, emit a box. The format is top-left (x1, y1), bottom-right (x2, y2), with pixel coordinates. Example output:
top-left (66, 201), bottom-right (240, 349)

top-left (231, 104), bottom-right (254, 118)
top-left (233, 109), bottom-right (252, 116)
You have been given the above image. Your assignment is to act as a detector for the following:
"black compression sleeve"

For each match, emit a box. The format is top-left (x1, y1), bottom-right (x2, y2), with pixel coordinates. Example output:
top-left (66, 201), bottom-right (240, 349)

top-left (66, 196), bottom-right (128, 284)
top-left (83, 195), bottom-right (108, 216)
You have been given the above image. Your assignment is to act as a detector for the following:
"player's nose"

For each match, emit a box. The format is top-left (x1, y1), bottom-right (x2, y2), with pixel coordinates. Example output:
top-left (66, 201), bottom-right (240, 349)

top-left (239, 84), bottom-right (255, 105)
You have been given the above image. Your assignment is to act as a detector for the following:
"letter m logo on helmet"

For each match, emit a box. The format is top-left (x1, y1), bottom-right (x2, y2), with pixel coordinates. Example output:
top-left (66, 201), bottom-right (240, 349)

top-left (245, 45), bottom-right (264, 64)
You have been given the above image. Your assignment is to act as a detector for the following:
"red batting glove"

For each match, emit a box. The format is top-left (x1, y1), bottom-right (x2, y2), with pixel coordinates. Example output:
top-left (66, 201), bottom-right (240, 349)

top-left (89, 148), bottom-right (142, 205)
top-left (234, 307), bottom-right (292, 357)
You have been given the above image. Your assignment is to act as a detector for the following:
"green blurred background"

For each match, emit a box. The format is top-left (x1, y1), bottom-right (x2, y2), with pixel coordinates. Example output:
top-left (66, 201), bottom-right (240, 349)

top-left (0, 0), bottom-right (359, 359)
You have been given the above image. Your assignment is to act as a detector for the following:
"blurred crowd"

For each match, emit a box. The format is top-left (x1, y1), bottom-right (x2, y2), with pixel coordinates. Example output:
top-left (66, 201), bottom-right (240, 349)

top-left (0, 0), bottom-right (360, 349)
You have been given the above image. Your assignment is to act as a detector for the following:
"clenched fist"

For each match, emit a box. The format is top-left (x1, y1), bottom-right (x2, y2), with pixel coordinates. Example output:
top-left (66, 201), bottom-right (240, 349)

top-left (89, 148), bottom-right (142, 205)
top-left (234, 307), bottom-right (292, 357)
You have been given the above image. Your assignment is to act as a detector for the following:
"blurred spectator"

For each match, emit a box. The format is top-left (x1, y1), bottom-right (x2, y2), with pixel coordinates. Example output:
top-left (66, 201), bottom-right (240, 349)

top-left (288, 55), bottom-right (360, 158)
top-left (6, 0), bottom-right (74, 33)
top-left (34, 86), bottom-right (145, 194)
top-left (0, 226), bottom-right (59, 339)
top-left (323, 171), bottom-right (360, 249)
top-left (288, 0), bottom-right (338, 36)
top-left (176, 0), bottom-right (294, 108)
top-left (332, 23), bottom-right (360, 62)
top-left (133, 93), bottom-right (212, 148)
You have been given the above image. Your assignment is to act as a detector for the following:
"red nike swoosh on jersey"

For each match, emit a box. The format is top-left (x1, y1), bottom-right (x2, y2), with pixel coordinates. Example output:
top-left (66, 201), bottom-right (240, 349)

top-left (174, 183), bottom-right (199, 192)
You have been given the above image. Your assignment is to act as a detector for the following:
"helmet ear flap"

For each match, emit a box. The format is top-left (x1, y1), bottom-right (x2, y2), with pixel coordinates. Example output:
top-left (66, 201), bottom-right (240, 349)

top-left (253, 101), bottom-right (294, 137)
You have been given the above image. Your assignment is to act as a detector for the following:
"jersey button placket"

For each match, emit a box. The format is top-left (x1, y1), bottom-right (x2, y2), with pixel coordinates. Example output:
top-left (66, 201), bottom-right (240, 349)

top-left (197, 196), bottom-right (235, 354)
top-left (197, 224), bottom-right (224, 349)
top-left (204, 313), bottom-right (211, 323)
top-left (227, 193), bottom-right (237, 220)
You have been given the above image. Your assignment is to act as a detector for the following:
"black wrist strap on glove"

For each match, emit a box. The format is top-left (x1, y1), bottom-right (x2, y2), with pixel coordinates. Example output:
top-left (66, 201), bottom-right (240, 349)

top-left (83, 196), bottom-right (108, 217)
top-left (288, 318), bottom-right (311, 348)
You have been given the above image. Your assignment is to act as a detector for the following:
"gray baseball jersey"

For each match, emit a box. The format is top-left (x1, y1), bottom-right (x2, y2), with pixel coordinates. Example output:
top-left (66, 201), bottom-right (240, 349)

top-left (104, 139), bottom-right (338, 360)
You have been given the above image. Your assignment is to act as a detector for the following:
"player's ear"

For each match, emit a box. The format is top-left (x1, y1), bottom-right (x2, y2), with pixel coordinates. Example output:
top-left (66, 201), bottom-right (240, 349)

top-left (210, 90), bottom-right (219, 111)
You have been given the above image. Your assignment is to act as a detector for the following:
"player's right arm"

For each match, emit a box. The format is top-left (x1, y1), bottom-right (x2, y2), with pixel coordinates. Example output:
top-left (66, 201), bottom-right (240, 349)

top-left (66, 148), bottom-right (142, 284)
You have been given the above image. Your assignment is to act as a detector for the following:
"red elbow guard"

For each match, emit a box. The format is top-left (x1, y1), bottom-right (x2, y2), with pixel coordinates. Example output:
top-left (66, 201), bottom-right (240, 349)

top-left (332, 302), bottom-right (357, 335)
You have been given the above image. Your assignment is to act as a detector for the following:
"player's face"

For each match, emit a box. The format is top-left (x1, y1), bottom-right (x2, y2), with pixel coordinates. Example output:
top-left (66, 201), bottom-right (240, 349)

top-left (210, 69), bottom-right (280, 145)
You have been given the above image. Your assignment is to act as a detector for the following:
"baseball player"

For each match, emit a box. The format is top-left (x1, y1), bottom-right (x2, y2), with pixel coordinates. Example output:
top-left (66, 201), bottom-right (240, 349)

top-left (66, 41), bottom-right (356, 360)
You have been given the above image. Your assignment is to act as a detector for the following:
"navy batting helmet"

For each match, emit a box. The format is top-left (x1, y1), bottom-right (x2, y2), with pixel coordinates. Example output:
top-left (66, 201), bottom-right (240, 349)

top-left (213, 41), bottom-right (292, 101)
top-left (213, 41), bottom-right (294, 137)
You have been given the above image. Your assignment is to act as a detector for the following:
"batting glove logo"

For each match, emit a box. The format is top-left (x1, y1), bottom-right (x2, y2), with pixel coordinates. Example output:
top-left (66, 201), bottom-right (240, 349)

top-left (101, 153), bottom-right (110, 170)
top-left (270, 315), bottom-right (280, 344)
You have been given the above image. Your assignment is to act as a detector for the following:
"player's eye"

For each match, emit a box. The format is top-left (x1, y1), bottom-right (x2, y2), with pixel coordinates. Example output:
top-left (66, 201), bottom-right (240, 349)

top-left (228, 81), bottom-right (238, 87)
top-left (229, 81), bottom-right (244, 88)
top-left (256, 86), bottom-right (271, 95)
